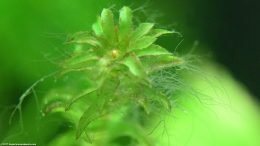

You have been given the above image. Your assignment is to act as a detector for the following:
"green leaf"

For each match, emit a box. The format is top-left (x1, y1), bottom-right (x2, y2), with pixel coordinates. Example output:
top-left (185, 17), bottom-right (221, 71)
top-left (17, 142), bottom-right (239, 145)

top-left (129, 36), bottom-right (157, 51)
top-left (66, 32), bottom-right (101, 47)
top-left (119, 6), bottom-right (133, 40)
top-left (98, 75), bottom-right (119, 97)
top-left (122, 53), bottom-right (146, 77)
top-left (66, 86), bottom-right (99, 110)
top-left (42, 89), bottom-right (71, 116)
top-left (101, 8), bottom-right (115, 43)
top-left (92, 17), bottom-right (103, 37)
top-left (149, 29), bottom-right (177, 38)
top-left (76, 105), bottom-right (100, 139)
top-left (63, 52), bottom-right (99, 68)
top-left (135, 44), bottom-right (171, 57)
top-left (42, 100), bottom-right (66, 116)
top-left (142, 55), bottom-right (184, 73)
top-left (60, 52), bottom-right (99, 75)
top-left (131, 23), bottom-right (154, 40)
top-left (141, 87), bottom-right (171, 111)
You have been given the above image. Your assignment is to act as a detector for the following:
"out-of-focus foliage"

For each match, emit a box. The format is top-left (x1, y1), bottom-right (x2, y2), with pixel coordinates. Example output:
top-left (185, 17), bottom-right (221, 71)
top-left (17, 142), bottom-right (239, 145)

top-left (152, 62), bottom-right (260, 146)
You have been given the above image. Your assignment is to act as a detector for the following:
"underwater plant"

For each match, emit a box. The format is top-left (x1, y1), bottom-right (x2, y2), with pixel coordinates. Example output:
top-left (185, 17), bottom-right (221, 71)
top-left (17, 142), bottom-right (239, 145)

top-left (8, 6), bottom-right (184, 146)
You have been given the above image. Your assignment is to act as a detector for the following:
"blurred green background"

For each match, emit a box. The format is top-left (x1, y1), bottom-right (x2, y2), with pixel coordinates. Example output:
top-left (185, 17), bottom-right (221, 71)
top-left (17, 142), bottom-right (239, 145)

top-left (0, 0), bottom-right (259, 145)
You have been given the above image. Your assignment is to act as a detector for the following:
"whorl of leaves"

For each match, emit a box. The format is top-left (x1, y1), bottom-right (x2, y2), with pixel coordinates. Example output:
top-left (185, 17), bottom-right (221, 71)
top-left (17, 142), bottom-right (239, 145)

top-left (43, 6), bottom-right (183, 145)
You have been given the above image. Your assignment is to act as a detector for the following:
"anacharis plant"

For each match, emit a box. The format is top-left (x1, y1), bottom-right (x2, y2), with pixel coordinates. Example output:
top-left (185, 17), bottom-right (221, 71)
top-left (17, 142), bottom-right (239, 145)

top-left (10, 6), bottom-right (184, 146)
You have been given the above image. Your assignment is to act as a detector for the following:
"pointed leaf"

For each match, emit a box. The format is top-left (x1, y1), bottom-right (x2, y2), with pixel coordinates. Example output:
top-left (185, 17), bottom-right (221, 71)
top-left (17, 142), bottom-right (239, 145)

top-left (76, 105), bottom-right (100, 139)
top-left (122, 53), bottom-right (146, 77)
top-left (92, 17), bottom-right (103, 37)
top-left (149, 29), bottom-right (178, 38)
top-left (66, 32), bottom-right (101, 47)
top-left (142, 55), bottom-right (184, 73)
top-left (135, 44), bottom-right (171, 57)
top-left (63, 52), bottom-right (99, 68)
top-left (42, 90), bottom-right (71, 116)
top-left (143, 87), bottom-right (171, 111)
top-left (132, 23), bottom-right (154, 40)
top-left (66, 86), bottom-right (99, 110)
top-left (101, 8), bottom-right (115, 43)
top-left (60, 52), bottom-right (99, 75)
top-left (129, 36), bottom-right (157, 51)
top-left (42, 100), bottom-right (65, 116)
top-left (119, 6), bottom-right (133, 40)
